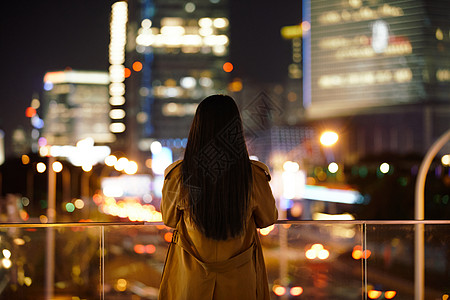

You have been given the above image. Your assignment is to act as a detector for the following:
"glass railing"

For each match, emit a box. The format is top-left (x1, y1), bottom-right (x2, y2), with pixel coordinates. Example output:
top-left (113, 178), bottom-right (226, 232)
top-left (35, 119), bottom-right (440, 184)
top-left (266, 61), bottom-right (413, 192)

top-left (0, 221), bottom-right (449, 299)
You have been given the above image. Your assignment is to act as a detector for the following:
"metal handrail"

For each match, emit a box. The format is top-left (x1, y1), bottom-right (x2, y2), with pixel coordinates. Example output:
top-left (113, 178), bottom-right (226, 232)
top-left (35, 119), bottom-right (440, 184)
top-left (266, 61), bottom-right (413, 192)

top-left (1, 219), bottom-right (450, 228)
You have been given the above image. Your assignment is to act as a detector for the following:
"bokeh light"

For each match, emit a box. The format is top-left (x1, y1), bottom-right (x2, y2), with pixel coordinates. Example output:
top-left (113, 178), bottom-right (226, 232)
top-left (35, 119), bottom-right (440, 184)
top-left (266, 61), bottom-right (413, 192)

top-left (52, 161), bottom-right (63, 173)
top-left (2, 249), bottom-right (11, 259)
top-left (290, 286), bottom-right (303, 296)
top-left (66, 203), bottom-right (75, 213)
top-left (145, 244), bottom-right (156, 254)
top-left (164, 232), bottom-right (173, 243)
top-left (442, 154), bottom-right (450, 166)
top-left (379, 162), bottom-right (390, 174)
top-left (115, 279), bottom-right (127, 292)
top-left (21, 155), bottom-right (30, 165)
top-left (222, 62), bottom-right (233, 72)
top-left (115, 157), bottom-right (129, 171)
top-left (36, 162), bottom-right (46, 173)
top-left (368, 290), bottom-right (382, 299)
top-left (320, 131), bottom-right (339, 146)
top-left (124, 160), bottom-right (138, 175)
top-left (132, 61), bottom-right (143, 72)
top-left (259, 224), bottom-right (274, 236)
top-left (384, 291), bottom-right (397, 299)
top-left (328, 162), bottom-right (339, 173)
top-left (273, 285), bottom-right (286, 296)
top-left (124, 67), bottom-right (131, 78)
top-left (25, 107), bottom-right (37, 118)
top-left (82, 164), bottom-right (93, 172)
top-left (105, 155), bottom-right (118, 166)
top-left (74, 199), bottom-right (85, 209)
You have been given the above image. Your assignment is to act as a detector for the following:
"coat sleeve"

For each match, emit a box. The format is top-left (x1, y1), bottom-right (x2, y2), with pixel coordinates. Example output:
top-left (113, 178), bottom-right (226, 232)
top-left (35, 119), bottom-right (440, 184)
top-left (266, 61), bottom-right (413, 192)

top-left (161, 162), bottom-right (184, 228)
top-left (252, 165), bottom-right (278, 228)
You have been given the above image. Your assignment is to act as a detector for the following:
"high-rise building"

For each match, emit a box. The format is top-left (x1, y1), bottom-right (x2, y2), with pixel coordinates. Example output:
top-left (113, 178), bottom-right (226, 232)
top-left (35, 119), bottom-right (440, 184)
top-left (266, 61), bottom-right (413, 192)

top-left (303, 0), bottom-right (450, 160)
top-left (42, 70), bottom-right (114, 146)
top-left (113, 0), bottom-right (231, 161)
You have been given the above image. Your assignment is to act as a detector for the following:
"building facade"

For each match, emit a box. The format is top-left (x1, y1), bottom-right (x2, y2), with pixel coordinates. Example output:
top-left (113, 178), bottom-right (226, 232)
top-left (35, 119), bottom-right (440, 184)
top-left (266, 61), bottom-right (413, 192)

top-left (303, 0), bottom-right (450, 162)
top-left (42, 70), bottom-right (114, 146)
top-left (115, 0), bottom-right (231, 162)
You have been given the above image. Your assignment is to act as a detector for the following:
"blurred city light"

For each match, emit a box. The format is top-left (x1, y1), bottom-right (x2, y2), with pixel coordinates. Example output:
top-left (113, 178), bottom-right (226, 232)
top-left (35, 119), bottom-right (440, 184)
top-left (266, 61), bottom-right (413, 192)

top-left (184, 2), bottom-right (195, 13)
top-left (21, 155), bottom-right (30, 165)
top-left (352, 245), bottom-right (371, 260)
top-left (65, 203), bottom-right (75, 213)
top-left (222, 62), bottom-right (233, 72)
top-left (379, 162), bottom-right (390, 174)
top-left (134, 244), bottom-right (146, 254)
top-left (164, 232), bottom-right (173, 243)
top-left (109, 109), bottom-right (126, 120)
top-left (303, 185), bottom-right (363, 204)
top-left (368, 290), bottom-right (382, 299)
top-left (115, 279), bottom-right (127, 292)
top-left (132, 61), bottom-right (143, 72)
top-left (384, 291), bottom-right (397, 299)
top-left (114, 157), bottom-right (129, 171)
top-left (305, 243), bottom-right (329, 260)
top-left (273, 285), bottom-right (286, 296)
top-left (105, 155), bottom-right (118, 166)
top-left (74, 199), bottom-right (85, 209)
top-left (2, 258), bottom-right (12, 269)
top-left (109, 0), bottom-right (128, 131)
top-left (281, 161), bottom-right (305, 200)
top-left (110, 122), bottom-right (126, 133)
top-left (290, 286), bottom-right (303, 296)
top-left (213, 17), bottom-right (229, 28)
top-left (441, 154), bottom-right (450, 166)
top-left (259, 224), bottom-right (274, 236)
top-left (36, 162), bottom-right (46, 173)
top-left (301, 20), bottom-right (311, 32)
top-left (31, 98), bottom-right (40, 109)
top-left (13, 238), bottom-right (25, 246)
top-left (40, 215), bottom-right (48, 223)
top-left (151, 147), bottom-right (173, 175)
top-left (145, 244), bottom-right (156, 254)
top-left (82, 164), bottom-right (93, 172)
top-left (25, 107), bottom-right (36, 118)
top-left (52, 161), bottom-right (63, 173)
top-left (124, 160), bottom-right (138, 175)
top-left (320, 131), bottom-right (339, 146)
top-left (124, 67), bottom-right (131, 78)
top-left (24, 277), bottom-right (32, 287)
top-left (283, 161), bottom-right (300, 172)
top-left (328, 162), bottom-right (339, 173)
top-left (2, 249), bottom-right (11, 259)
top-left (77, 137), bottom-right (94, 149)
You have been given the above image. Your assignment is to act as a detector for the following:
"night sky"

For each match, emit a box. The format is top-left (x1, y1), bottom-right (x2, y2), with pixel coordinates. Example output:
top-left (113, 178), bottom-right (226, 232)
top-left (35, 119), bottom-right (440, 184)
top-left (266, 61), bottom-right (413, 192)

top-left (0, 0), bottom-right (301, 157)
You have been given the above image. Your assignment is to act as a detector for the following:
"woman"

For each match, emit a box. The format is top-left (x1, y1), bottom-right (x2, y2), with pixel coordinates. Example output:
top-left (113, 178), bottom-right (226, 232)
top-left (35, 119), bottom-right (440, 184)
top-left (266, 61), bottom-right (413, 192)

top-left (159, 94), bottom-right (278, 300)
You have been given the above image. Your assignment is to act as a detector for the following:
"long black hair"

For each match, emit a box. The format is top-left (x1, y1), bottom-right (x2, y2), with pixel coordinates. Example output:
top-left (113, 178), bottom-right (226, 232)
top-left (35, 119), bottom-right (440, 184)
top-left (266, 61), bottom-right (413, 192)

top-left (181, 95), bottom-right (252, 240)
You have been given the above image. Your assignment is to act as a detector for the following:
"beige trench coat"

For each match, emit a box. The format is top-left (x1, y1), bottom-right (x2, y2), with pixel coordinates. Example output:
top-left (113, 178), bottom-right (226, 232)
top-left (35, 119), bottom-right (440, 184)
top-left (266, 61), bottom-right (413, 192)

top-left (159, 160), bottom-right (278, 300)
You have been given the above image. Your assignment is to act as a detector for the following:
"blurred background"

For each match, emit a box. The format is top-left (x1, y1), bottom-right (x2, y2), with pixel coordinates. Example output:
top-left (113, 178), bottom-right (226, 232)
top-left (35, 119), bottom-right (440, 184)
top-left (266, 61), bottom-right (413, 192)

top-left (1, 0), bottom-right (449, 223)
top-left (0, 1), bottom-right (449, 299)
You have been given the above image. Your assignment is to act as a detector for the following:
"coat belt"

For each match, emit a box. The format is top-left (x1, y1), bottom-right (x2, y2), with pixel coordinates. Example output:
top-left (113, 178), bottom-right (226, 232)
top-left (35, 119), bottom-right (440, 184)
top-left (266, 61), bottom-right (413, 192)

top-left (172, 229), bottom-right (255, 273)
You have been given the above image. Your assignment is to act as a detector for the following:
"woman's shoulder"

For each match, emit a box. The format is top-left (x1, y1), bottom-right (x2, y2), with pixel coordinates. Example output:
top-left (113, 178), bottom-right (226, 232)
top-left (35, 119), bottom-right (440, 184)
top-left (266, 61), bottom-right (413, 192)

top-left (164, 160), bottom-right (183, 178)
top-left (250, 160), bottom-right (271, 181)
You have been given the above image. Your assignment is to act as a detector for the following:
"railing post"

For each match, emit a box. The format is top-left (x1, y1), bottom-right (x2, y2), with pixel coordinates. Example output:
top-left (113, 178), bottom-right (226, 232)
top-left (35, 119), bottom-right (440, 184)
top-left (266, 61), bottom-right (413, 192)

top-left (100, 225), bottom-right (105, 300)
top-left (363, 223), bottom-right (367, 300)
top-left (45, 156), bottom-right (56, 300)
top-left (414, 128), bottom-right (450, 300)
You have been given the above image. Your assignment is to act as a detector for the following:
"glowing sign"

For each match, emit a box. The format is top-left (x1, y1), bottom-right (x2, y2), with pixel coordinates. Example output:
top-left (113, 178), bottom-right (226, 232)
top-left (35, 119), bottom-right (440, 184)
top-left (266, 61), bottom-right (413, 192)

top-left (308, 0), bottom-right (429, 118)
top-left (101, 175), bottom-right (152, 198)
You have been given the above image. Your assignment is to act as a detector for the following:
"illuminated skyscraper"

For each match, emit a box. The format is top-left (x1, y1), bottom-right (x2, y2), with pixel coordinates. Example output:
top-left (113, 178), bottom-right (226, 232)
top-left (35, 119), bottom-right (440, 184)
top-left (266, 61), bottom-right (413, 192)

top-left (303, 0), bottom-right (450, 159)
top-left (113, 0), bottom-right (230, 161)
top-left (42, 70), bottom-right (115, 146)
